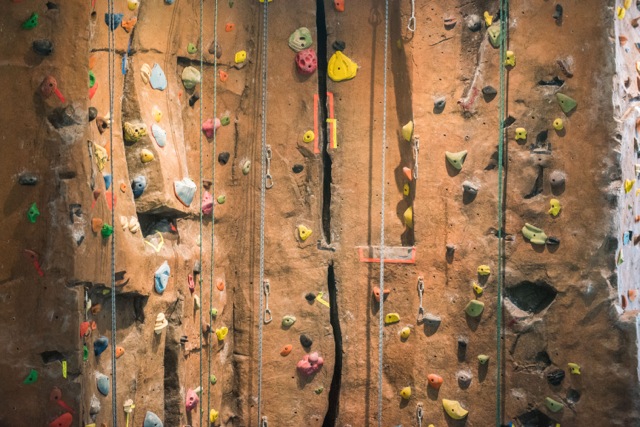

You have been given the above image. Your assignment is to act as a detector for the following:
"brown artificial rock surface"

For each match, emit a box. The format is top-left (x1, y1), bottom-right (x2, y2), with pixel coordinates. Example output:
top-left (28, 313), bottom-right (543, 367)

top-left (1, 0), bottom-right (639, 426)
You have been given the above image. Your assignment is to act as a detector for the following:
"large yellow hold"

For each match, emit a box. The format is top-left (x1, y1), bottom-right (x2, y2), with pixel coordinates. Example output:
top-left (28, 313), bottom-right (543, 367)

top-left (403, 207), bottom-right (413, 228)
top-left (443, 399), bottom-right (469, 419)
top-left (328, 51), bottom-right (358, 82)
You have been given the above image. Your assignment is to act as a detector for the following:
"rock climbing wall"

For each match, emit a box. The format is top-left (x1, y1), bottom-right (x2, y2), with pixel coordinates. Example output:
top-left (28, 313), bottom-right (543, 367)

top-left (2, 0), bottom-right (640, 426)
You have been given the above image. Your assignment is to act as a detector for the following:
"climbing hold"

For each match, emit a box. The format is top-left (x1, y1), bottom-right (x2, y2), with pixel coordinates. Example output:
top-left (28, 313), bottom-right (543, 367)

top-left (216, 194), bottom-right (226, 204)
top-left (27, 202), bottom-right (40, 223)
top-left (630, 289), bottom-right (638, 301)
top-left (209, 374), bottom-right (217, 385)
top-left (403, 183), bottom-right (410, 196)
top-left (215, 326), bottom-right (229, 341)
top-left (334, 0), bottom-right (345, 12)
top-left (403, 207), bottom-right (413, 229)
top-left (49, 413), bottom-right (72, 427)
top-left (241, 159), bottom-right (251, 175)
top-left (327, 51), bottom-right (358, 82)
top-left (289, 27), bottom-right (313, 52)
top-left (465, 300), bottom-right (485, 317)
top-left (545, 397), bottom-right (564, 413)
top-left (443, 399), bottom-right (468, 419)
top-left (515, 127), bottom-right (527, 141)
top-left (202, 191), bottom-right (214, 215)
top-left (483, 11), bottom-right (493, 26)
top-left (104, 13), bottom-right (123, 30)
top-left (224, 22), bottom-right (235, 32)
top-left (546, 369), bottom-right (565, 386)
top-left (402, 121), bottom-right (414, 142)
top-left (154, 261), bottom-right (170, 294)
top-left (123, 122), bottom-right (148, 144)
top-left (202, 118), bottom-right (221, 138)
top-left (282, 315), bottom-right (297, 327)
top-left (434, 97), bottom-right (446, 111)
top-left (462, 181), bottom-right (479, 196)
top-left (23, 368), bottom-right (38, 384)
top-left (150, 64), bottom-right (168, 90)
top-left (131, 176), bottom-right (147, 199)
top-left (553, 118), bottom-right (564, 131)
top-left (80, 321), bottom-right (90, 337)
top-left (427, 374), bottom-right (443, 389)
top-left (211, 308), bottom-right (218, 318)
top-left (553, 4), bottom-right (563, 20)
top-left (143, 411), bottom-right (163, 427)
top-left (487, 24), bottom-right (501, 48)
top-left (400, 386), bottom-right (412, 400)
top-left (22, 13), bottom-right (39, 29)
top-left (400, 327), bottom-right (411, 339)
top-left (122, 17), bottom-right (137, 32)
top-left (187, 43), bottom-right (197, 54)
top-left (194, 295), bottom-right (201, 310)
top-left (521, 223), bottom-right (548, 245)
top-left (104, 174), bottom-right (112, 190)
top-left (89, 107), bottom-right (98, 122)
top-left (128, 0), bottom-right (139, 10)
top-left (556, 93), bottom-right (577, 113)
top-left (504, 50), bottom-right (516, 67)
top-left (186, 388), bottom-right (199, 412)
top-left (625, 179), bottom-right (636, 193)
top-left (298, 225), bottom-right (313, 241)
top-left (549, 199), bottom-right (561, 216)
top-left (140, 63), bottom-right (151, 84)
top-left (174, 178), bottom-right (197, 206)
top-left (473, 282), bottom-right (484, 295)
top-left (617, 6), bottom-right (626, 19)
top-left (33, 39), bottom-right (54, 56)
top-left (151, 124), bottom-right (167, 148)
top-left (567, 362), bottom-right (581, 374)
top-left (300, 334), bottom-right (313, 347)
top-left (217, 152), bottom-right (230, 166)
top-left (182, 66), bottom-right (201, 89)
top-left (96, 372), bottom-right (109, 396)
top-left (445, 150), bottom-right (467, 170)
top-left (297, 351), bottom-right (324, 375)
top-left (209, 409), bottom-right (219, 423)
top-left (220, 115), bottom-right (231, 126)
top-left (92, 218), bottom-right (104, 234)
top-left (189, 94), bottom-right (200, 107)
top-left (19, 173), bottom-right (38, 186)
top-left (140, 149), bottom-right (155, 163)
top-left (280, 344), bottom-right (293, 356)
top-left (303, 130), bottom-right (315, 143)
top-left (549, 170), bottom-right (566, 189)
top-left (101, 224), bottom-right (113, 238)
top-left (40, 76), bottom-right (66, 102)
top-left (152, 106), bottom-right (162, 122)
top-left (384, 313), bottom-right (400, 324)
top-left (94, 336), bottom-right (109, 356)
top-left (478, 354), bottom-right (490, 364)
top-left (482, 86), bottom-right (497, 98)
top-left (154, 313), bottom-right (168, 334)
top-left (296, 48), bottom-right (318, 75)
top-left (465, 14), bottom-right (482, 31)
top-left (457, 370), bottom-right (473, 388)
top-left (115, 346), bottom-right (125, 358)
top-left (402, 167), bottom-right (413, 181)
top-left (234, 50), bottom-right (247, 64)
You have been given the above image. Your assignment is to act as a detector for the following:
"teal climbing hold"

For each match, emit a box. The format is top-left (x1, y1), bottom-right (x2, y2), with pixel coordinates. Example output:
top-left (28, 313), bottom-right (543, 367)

top-left (556, 93), bottom-right (577, 114)
top-left (144, 411), bottom-right (164, 427)
top-left (22, 13), bottom-right (39, 30)
top-left (104, 13), bottom-right (123, 31)
top-left (465, 300), bottom-right (485, 317)
top-left (23, 368), bottom-right (38, 384)
top-left (27, 202), bottom-right (40, 223)
top-left (150, 64), bottom-right (167, 91)
top-left (103, 174), bottom-right (112, 190)
top-left (96, 372), bottom-right (109, 396)
top-left (154, 261), bottom-right (170, 294)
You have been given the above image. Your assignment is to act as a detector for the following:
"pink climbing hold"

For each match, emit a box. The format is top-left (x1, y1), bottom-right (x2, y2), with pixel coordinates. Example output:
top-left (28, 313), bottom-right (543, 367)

top-left (202, 118), bottom-right (221, 139)
top-left (295, 48), bottom-right (318, 75)
top-left (50, 387), bottom-right (75, 413)
top-left (297, 351), bottom-right (324, 376)
top-left (187, 273), bottom-right (195, 294)
top-left (185, 388), bottom-right (199, 412)
top-left (40, 76), bottom-right (66, 103)
top-left (48, 412), bottom-right (72, 427)
top-left (202, 191), bottom-right (213, 215)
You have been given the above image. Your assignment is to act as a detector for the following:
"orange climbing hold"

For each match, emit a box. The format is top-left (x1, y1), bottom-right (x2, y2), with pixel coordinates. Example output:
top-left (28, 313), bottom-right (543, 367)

top-left (629, 289), bottom-right (638, 302)
top-left (89, 55), bottom-right (97, 70)
top-left (90, 303), bottom-right (102, 315)
top-left (225, 22), bottom-right (235, 32)
top-left (91, 321), bottom-right (97, 330)
top-left (372, 286), bottom-right (390, 302)
top-left (427, 373), bottom-right (443, 389)
top-left (219, 70), bottom-right (228, 82)
top-left (280, 344), bottom-right (293, 356)
top-left (120, 183), bottom-right (127, 193)
top-left (403, 167), bottom-right (413, 181)
top-left (334, 0), bottom-right (344, 12)
top-left (92, 218), bottom-right (103, 233)
top-left (121, 17), bottom-right (137, 33)
top-left (80, 321), bottom-right (90, 337)
top-left (49, 412), bottom-right (72, 427)
top-left (115, 346), bottom-right (125, 358)
top-left (216, 279), bottom-right (225, 291)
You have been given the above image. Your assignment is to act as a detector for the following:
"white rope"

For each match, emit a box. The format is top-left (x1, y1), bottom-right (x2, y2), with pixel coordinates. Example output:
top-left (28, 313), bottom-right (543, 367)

top-left (407, 0), bottom-right (416, 32)
top-left (416, 402), bottom-right (423, 427)
top-left (198, 0), bottom-right (204, 424)
top-left (257, 0), bottom-right (269, 424)
top-left (377, 0), bottom-right (389, 425)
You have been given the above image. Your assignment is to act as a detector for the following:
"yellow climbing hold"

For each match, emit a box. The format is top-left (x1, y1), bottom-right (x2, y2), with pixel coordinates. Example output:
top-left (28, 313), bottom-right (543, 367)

top-left (400, 386), bottom-right (412, 400)
top-left (303, 130), bottom-right (315, 143)
top-left (617, 6), bottom-right (626, 19)
top-left (384, 312), bottom-right (400, 324)
top-left (401, 120), bottom-right (414, 142)
top-left (504, 50), bottom-right (516, 67)
top-left (515, 127), bottom-right (527, 140)
top-left (152, 106), bottom-right (162, 122)
top-left (298, 225), bottom-right (313, 241)
top-left (234, 50), bottom-right (247, 64)
top-left (624, 179), bottom-right (636, 193)
top-left (403, 206), bottom-right (413, 229)
top-left (477, 265), bottom-right (490, 276)
top-left (128, 0), bottom-right (139, 10)
top-left (140, 149), bottom-right (155, 163)
top-left (567, 362), bottom-right (581, 374)
top-left (209, 409), bottom-right (219, 423)
top-left (400, 327), bottom-right (411, 339)
top-left (483, 11), bottom-right (493, 26)
top-left (403, 183), bottom-right (410, 197)
top-left (327, 51), bottom-right (358, 82)
top-left (625, 0), bottom-right (633, 9)
top-left (553, 118), bottom-right (564, 131)
top-left (472, 282), bottom-right (484, 295)
top-left (443, 399), bottom-right (468, 419)
top-left (215, 326), bottom-right (229, 341)
top-left (549, 199), bottom-right (561, 216)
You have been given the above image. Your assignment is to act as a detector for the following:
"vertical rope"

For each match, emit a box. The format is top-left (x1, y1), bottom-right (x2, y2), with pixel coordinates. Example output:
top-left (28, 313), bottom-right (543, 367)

top-left (107, 0), bottom-right (117, 423)
top-left (377, 1), bottom-right (389, 426)
top-left (257, 0), bottom-right (269, 424)
top-left (495, 1), bottom-right (508, 425)
top-left (198, 0), bottom-right (205, 424)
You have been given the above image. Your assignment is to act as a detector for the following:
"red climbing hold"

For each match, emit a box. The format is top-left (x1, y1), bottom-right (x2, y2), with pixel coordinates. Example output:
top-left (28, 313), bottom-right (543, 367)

top-left (48, 412), bottom-right (72, 427)
top-left (40, 76), bottom-right (66, 103)
top-left (80, 321), bottom-right (90, 337)
top-left (188, 273), bottom-right (195, 294)
top-left (334, 0), bottom-right (344, 12)
top-left (23, 249), bottom-right (44, 276)
top-left (88, 81), bottom-right (98, 100)
top-left (295, 48), bottom-right (318, 75)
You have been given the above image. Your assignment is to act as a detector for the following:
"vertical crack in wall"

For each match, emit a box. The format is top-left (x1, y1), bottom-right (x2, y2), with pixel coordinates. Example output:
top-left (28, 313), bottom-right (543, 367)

top-left (323, 263), bottom-right (342, 427)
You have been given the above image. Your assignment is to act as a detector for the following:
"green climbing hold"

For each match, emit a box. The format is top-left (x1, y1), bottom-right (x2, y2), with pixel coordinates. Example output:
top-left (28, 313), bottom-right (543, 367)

top-left (22, 13), bottom-right (39, 30)
top-left (465, 300), bottom-right (485, 317)
top-left (187, 43), bottom-right (197, 54)
top-left (545, 397), bottom-right (564, 413)
top-left (477, 354), bottom-right (490, 364)
top-left (23, 368), bottom-right (38, 384)
top-left (314, 386), bottom-right (324, 394)
top-left (445, 150), bottom-right (468, 170)
top-left (27, 202), bottom-right (40, 223)
top-left (487, 24), bottom-right (501, 48)
top-left (83, 345), bottom-right (89, 361)
top-left (556, 93), bottom-right (577, 114)
top-left (101, 224), bottom-right (114, 238)
top-left (521, 223), bottom-right (548, 245)
top-left (210, 374), bottom-right (217, 384)
top-left (282, 315), bottom-right (296, 327)
top-left (89, 70), bottom-right (96, 88)
top-left (221, 116), bottom-right (231, 126)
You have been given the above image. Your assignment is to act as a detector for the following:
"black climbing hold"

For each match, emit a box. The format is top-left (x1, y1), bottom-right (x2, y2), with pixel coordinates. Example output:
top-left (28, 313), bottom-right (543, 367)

top-left (32, 39), bottom-right (54, 56)
top-left (46, 1), bottom-right (58, 10)
top-left (538, 76), bottom-right (564, 86)
top-left (504, 115), bottom-right (516, 127)
top-left (482, 86), bottom-right (497, 96)
top-left (536, 130), bottom-right (548, 145)
top-left (506, 281), bottom-right (557, 314)
top-left (300, 334), bottom-right (313, 348)
top-left (180, 336), bottom-right (188, 344)
top-left (89, 107), bottom-right (98, 122)
top-left (553, 4), bottom-right (563, 21)
top-left (189, 93), bottom-right (200, 107)
top-left (566, 388), bottom-right (581, 404)
top-left (193, 260), bottom-right (201, 275)
top-left (48, 106), bottom-right (79, 129)
top-left (546, 236), bottom-right (560, 246)
top-left (332, 40), bottom-right (346, 51)
top-left (457, 336), bottom-right (468, 361)
top-left (218, 152), bottom-right (230, 165)
top-left (292, 164), bottom-right (304, 174)
top-left (446, 244), bottom-right (456, 255)
top-left (546, 369), bottom-right (565, 386)
top-left (434, 97), bottom-right (446, 113)
top-left (305, 292), bottom-right (316, 302)
top-left (18, 173), bottom-right (38, 186)
top-left (208, 41), bottom-right (222, 59)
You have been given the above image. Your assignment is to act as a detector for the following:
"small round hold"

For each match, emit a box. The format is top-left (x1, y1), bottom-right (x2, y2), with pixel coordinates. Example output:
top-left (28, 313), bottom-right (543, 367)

top-left (303, 130), bottom-right (315, 143)
top-left (546, 236), bottom-right (560, 246)
top-left (434, 97), bottom-right (446, 111)
top-left (465, 14), bottom-right (482, 31)
top-left (218, 152), bottom-right (230, 165)
top-left (553, 118), bottom-right (564, 131)
top-left (89, 107), bottom-right (98, 122)
top-left (292, 164), bottom-right (304, 174)
top-left (549, 170), bottom-right (566, 188)
top-left (457, 370), bottom-right (473, 388)
top-left (332, 40), bottom-right (346, 51)
top-left (241, 160), bottom-right (251, 175)
top-left (305, 292), bottom-right (316, 302)
top-left (300, 334), bottom-right (313, 348)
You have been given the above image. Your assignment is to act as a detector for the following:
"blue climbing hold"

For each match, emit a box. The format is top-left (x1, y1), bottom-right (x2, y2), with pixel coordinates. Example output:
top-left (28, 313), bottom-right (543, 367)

top-left (131, 176), bottom-right (147, 199)
top-left (94, 336), bottom-right (109, 356)
top-left (150, 64), bottom-right (167, 91)
top-left (103, 174), bottom-right (112, 190)
top-left (104, 13), bottom-right (123, 30)
top-left (165, 0), bottom-right (175, 4)
top-left (151, 124), bottom-right (167, 147)
top-left (96, 372), bottom-right (109, 396)
top-left (174, 178), bottom-right (197, 207)
top-left (144, 411), bottom-right (164, 427)
top-left (154, 261), bottom-right (170, 294)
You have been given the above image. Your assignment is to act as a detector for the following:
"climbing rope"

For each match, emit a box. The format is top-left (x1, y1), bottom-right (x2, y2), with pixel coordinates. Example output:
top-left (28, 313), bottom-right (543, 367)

top-left (416, 402), bottom-right (423, 427)
top-left (208, 0), bottom-right (219, 422)
top-left (377, 0), bottom-right (389, 426)
top-left (496, 1), bottom-right (509, 425)
top-left (107, 0), bottom-right (118, 424)
top-left (257, 0), bottom-right (269, 424)
top-left (198, 0), bottom-right (205, 424)
top-left (407, 0), bottom-right (416, 32)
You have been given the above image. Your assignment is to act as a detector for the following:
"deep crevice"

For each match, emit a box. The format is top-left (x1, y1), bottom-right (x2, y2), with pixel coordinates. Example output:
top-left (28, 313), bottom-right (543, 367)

top-left (317, 0), bottom-right (332, 244)
top-left (323, 263), bottom-right (342, 427)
